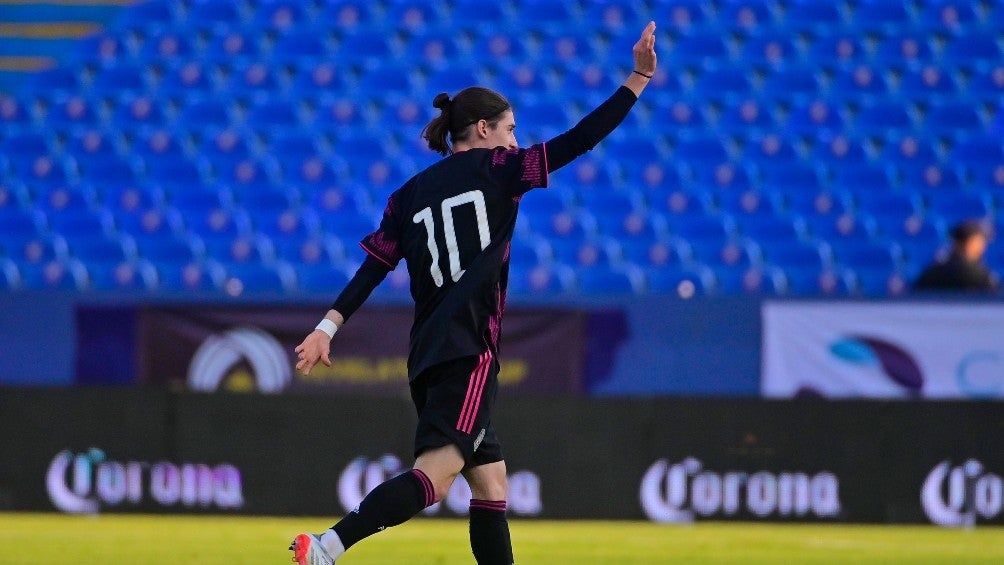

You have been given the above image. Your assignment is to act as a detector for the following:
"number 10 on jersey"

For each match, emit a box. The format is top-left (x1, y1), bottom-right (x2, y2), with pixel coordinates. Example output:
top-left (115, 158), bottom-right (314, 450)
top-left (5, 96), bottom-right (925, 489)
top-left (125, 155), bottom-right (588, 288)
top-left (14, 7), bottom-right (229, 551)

top-left (412, 190), bottom-right (491, 287)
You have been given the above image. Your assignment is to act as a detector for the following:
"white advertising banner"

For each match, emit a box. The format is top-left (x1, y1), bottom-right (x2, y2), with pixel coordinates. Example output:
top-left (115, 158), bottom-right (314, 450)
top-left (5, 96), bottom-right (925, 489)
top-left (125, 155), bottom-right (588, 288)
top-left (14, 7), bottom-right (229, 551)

top-left (762, 301), bottom-right (1004, 399)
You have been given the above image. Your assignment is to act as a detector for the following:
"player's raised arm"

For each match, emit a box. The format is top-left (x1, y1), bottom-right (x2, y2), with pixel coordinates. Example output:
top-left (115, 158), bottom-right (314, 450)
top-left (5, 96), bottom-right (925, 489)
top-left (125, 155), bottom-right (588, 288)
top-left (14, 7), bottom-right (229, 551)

top-left (543, 21), bottom-right (658, 173)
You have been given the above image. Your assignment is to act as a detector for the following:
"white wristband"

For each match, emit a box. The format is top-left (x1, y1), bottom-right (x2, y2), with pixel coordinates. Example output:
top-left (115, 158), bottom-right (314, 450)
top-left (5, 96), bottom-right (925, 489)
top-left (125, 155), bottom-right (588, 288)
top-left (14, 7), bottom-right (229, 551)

top-left (315, 318), bottom-right (338, 339)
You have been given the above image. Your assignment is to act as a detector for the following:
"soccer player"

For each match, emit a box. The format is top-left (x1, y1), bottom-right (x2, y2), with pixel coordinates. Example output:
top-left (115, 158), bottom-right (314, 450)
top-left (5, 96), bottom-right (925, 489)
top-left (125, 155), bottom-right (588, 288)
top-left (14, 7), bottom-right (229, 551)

top-left (291, 21), bottom-right (658, 565)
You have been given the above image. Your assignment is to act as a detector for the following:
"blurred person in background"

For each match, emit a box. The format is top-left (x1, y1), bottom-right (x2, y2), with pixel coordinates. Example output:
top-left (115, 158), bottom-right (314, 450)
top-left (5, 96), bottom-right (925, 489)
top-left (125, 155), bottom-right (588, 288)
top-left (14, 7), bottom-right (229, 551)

top-left (913, 219), bottom-right (998, 292)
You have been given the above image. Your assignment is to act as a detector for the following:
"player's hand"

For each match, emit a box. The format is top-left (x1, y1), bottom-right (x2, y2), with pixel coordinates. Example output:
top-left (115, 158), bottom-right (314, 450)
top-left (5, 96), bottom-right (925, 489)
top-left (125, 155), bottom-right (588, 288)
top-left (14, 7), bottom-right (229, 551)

top-left (294, 330), bottom-right (332, 376)
top-left (633, 21), bottom-right (657, 76)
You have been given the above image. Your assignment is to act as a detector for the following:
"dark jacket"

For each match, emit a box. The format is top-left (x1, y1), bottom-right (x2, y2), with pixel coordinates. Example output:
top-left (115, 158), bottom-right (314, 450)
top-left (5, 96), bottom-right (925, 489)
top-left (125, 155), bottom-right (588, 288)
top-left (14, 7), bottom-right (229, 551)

top-left (913, 252), bottom-right (999, 292)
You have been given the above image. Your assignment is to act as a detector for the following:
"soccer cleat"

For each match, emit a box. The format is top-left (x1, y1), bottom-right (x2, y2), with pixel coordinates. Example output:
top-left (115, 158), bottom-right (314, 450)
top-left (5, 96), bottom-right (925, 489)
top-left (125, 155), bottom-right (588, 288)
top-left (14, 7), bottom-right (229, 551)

top-left (290, 533), bottom-right (335, 565)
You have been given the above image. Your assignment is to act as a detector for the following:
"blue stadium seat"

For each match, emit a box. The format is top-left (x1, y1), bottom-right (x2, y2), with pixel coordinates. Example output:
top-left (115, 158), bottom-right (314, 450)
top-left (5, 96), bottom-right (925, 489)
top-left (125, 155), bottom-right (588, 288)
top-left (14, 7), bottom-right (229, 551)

top-left (873, 35), bottom-right (934, 66)
top-left (508, 264), bottom-right (575, 294)
top-left (903, 164), bottom-right (963, 192)
top-left (879, 135), bottom-right (940, 167)
top-left (831, 66), bottom-right (892, 101)
top-left (1, 233), bottom-right (65, 265)
top-left (849, 189), bottom-right (919, 219)
top-left (153, 260), bottom-right (224, 292)
top-left (828, 240), bottom-right (902, 271)
top-left (717, 99), bottom-right (776, 131)
top-left (290, 62), bottom-right (345, 93)
top-left (807, 210), bottom-right (870, 244)
top-left (850, 1), bottom-right (914, 31)
top-left (201, 234), bottom-right (272, 265)
top-left (745, 134), bottom-right (801, 167)
top-left (950, 137), bottom-right (1004, 166)
top-left (805, 34), bottom-right (865, 67)
top-left (967, 66), bottom-right (1004, 102)
top-left (713, 188), bottom-right (774, 219)
top-left (549, 238), bottom-right (618, 269)
top-left (114, 206), bottom-right (179, 238)
top-left (919, 1), bottom-right (980, 30)
top-left (508, 237), bottom-right (546, 270)
top-left (673, 135), bottom-right (730, 164)
top-left (853, 101), bottom-right (915, 135)
top-left (251, 1), bottom-right (309, 33)
top-left (0, 94), bottom-right (33, 128)
top-left (643, 265), bottom-right (715, 297)
top-left (132, 233), bottom-right (199, 264)
top-left (736, 215), bottom-right (803, 244)
top-left (852, 266), bottom-right (911, 296)
top-left (90, 64), bottom-right (149, 95)
top-left (833, 164), bottom-right (895, 193)
top-left (294, 264), bottom-right (351, 294)
top-left (185, 1), bottom-right (244, 27)
top-left (923, 102), bottom-right (985, 135)
top-left (84, 260), bottom-right (158, 291)
top-left (18, 259), bottom-right (87, 290)
top-left (575, 265), bottom-right (642, 294)
top-left (782, 266), bottom-right (854, 296)
top-left (942, 34), bottom-right (1001, 65)
top-left (783, 2), bottom-right (844, 31)
top-left (115, 0), bottom-right (176, 31)
top-left (667, 214), bottom-right (733, 241)
top-left (29, 67), bottom-right (80, 92)
top-left (48, 209), bottom-right (115, 238)
top-left (111, 95), bottom-right (169, 128)
top-left (143, 155), bottom-right (206, 190)
top-left (275, 235), bottom-right (344, 267)
top-left (64, 233), bottom-right (132, 264)
top-left (157, 61), bottom-right (214, 95)
top-left (43, 95), bottom-right (99, 127)
top-left (810, 135), bottom-right (870, 169)
top-left (651, 99), bottom-right (707, 131)
top-left (688, 237), bottom-right (758, 270)
top-left (667, 32), bottom-right (728, 65)
top-left (213, 156), bottom-right (279, 191)
top-left (761, 240), bottom-right (829, 271)
top-left (618, 239), bottom-right (685, 268)
top-left (787, 100), bottom-right (843, 135)
top-left (245, 208), bottom-right (316, 238)
top-left (741, 35), bottom-right (799, 66)
top-left (202, 30), bottom-right (262, 63)
top-left (694, 68), bottom-right (754, 99)
top-left (921, 191), bottom-right (991, 226)
top-left (34, 186), bottom-right (95, 215)
top-left (175, 98), bottom-right (233, 129)
top-left (760, 163), bottom-right (823, 192)
top-left (762, 68), bottom-right (821, 100)
top-left (137, 31), bottom-right (193, 62)
top-left (899, 67), bottom-right (960, 100)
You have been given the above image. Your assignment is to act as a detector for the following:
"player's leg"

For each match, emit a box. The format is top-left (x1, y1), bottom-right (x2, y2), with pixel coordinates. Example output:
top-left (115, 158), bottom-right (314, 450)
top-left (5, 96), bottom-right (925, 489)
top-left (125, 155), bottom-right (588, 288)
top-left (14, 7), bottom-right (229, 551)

top-left (464, 459), bottom-right (514, 565)
top-left (291, 357), bottom-right (479, 564)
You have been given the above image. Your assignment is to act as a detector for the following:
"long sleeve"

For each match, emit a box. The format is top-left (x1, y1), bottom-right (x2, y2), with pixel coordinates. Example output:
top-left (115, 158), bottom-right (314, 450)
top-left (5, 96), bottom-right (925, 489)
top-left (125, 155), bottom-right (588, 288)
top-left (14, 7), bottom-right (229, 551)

top-left (544, 85), bottom-right (639, 173)
top-left (330, 255), bottom-right (391, 322)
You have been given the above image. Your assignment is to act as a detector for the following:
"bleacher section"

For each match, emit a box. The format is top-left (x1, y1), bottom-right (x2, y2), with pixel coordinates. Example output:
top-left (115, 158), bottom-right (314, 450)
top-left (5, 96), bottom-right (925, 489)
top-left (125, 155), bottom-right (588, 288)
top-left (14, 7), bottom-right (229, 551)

top-left (0, 0), bottom-right (1002, 296)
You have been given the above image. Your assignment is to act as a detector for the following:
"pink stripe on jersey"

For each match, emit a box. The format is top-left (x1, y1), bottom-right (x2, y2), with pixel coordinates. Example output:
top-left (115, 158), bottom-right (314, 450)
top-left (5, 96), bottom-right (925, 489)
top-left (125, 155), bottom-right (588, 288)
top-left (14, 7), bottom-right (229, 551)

top-left (456, 351), bottom-right (492, 434)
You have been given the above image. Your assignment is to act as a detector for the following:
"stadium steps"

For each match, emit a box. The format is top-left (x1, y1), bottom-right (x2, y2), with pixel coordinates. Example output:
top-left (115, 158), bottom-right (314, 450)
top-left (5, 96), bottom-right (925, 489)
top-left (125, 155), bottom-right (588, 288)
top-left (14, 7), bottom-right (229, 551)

top-left (0, 0), bottom-right (128, 93)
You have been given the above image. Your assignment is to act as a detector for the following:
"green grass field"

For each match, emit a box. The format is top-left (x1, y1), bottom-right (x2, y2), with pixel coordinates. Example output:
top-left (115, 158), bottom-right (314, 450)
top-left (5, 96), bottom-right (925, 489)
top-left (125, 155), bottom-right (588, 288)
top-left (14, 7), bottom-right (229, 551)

top-left (1, 513), bottom-right (1001, 564)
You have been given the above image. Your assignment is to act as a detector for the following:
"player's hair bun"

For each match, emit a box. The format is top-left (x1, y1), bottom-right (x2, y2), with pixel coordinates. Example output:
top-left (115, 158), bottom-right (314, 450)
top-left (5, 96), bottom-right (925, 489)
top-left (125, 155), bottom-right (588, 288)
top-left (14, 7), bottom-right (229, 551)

top-left (433, 93), bottom-right (451, 110)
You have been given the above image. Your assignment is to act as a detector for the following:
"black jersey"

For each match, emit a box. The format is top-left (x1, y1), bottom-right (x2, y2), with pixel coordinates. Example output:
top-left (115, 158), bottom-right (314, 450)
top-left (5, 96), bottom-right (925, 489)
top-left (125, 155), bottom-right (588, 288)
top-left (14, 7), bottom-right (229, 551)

top-left (360, 144), bottom-right (548, 380)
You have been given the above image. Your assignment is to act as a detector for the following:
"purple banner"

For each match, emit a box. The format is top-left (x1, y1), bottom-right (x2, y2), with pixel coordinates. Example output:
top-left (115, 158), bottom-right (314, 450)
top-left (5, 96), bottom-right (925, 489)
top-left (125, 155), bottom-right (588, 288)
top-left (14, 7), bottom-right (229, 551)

top-left (138, 306), bottom-right (585, 394)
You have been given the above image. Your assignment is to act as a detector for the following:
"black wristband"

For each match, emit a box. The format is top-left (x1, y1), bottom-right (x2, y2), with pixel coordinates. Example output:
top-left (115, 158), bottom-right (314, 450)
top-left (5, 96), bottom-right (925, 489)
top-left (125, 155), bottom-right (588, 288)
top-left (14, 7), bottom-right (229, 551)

top-left (632, 69), bottom-right (653, 79)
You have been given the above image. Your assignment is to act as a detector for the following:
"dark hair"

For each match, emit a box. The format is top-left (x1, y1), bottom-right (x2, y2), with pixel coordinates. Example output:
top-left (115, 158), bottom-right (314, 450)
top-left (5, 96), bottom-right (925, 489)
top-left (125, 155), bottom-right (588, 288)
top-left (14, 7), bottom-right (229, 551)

top-left (421, 87), bottom-right (511, 156)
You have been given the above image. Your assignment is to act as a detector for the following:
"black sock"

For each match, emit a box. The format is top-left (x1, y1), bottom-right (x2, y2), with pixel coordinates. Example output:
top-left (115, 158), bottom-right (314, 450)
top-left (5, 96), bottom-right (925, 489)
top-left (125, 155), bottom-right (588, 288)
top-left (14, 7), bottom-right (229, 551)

top-left (469, 499), bottom-right (513, 565)
top-left (332, 469), bottom-right (435, 549)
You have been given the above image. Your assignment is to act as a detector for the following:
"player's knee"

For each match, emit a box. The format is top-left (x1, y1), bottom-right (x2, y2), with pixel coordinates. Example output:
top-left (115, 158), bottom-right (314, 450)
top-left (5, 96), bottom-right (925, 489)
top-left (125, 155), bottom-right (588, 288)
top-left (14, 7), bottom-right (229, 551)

top-left (470, 473), bottom-right (508, 501)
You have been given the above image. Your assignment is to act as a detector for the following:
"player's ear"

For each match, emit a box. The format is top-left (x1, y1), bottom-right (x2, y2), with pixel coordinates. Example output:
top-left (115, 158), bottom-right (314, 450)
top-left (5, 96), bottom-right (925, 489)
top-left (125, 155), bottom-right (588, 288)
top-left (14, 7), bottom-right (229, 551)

top-left (475, 119), bottom-right (489, 139)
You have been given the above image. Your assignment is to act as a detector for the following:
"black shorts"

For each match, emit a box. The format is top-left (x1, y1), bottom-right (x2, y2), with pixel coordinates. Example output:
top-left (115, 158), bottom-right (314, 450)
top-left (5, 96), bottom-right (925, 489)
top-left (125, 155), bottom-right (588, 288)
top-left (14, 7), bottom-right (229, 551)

top-left (410, 352), bottom-right (503, 468)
